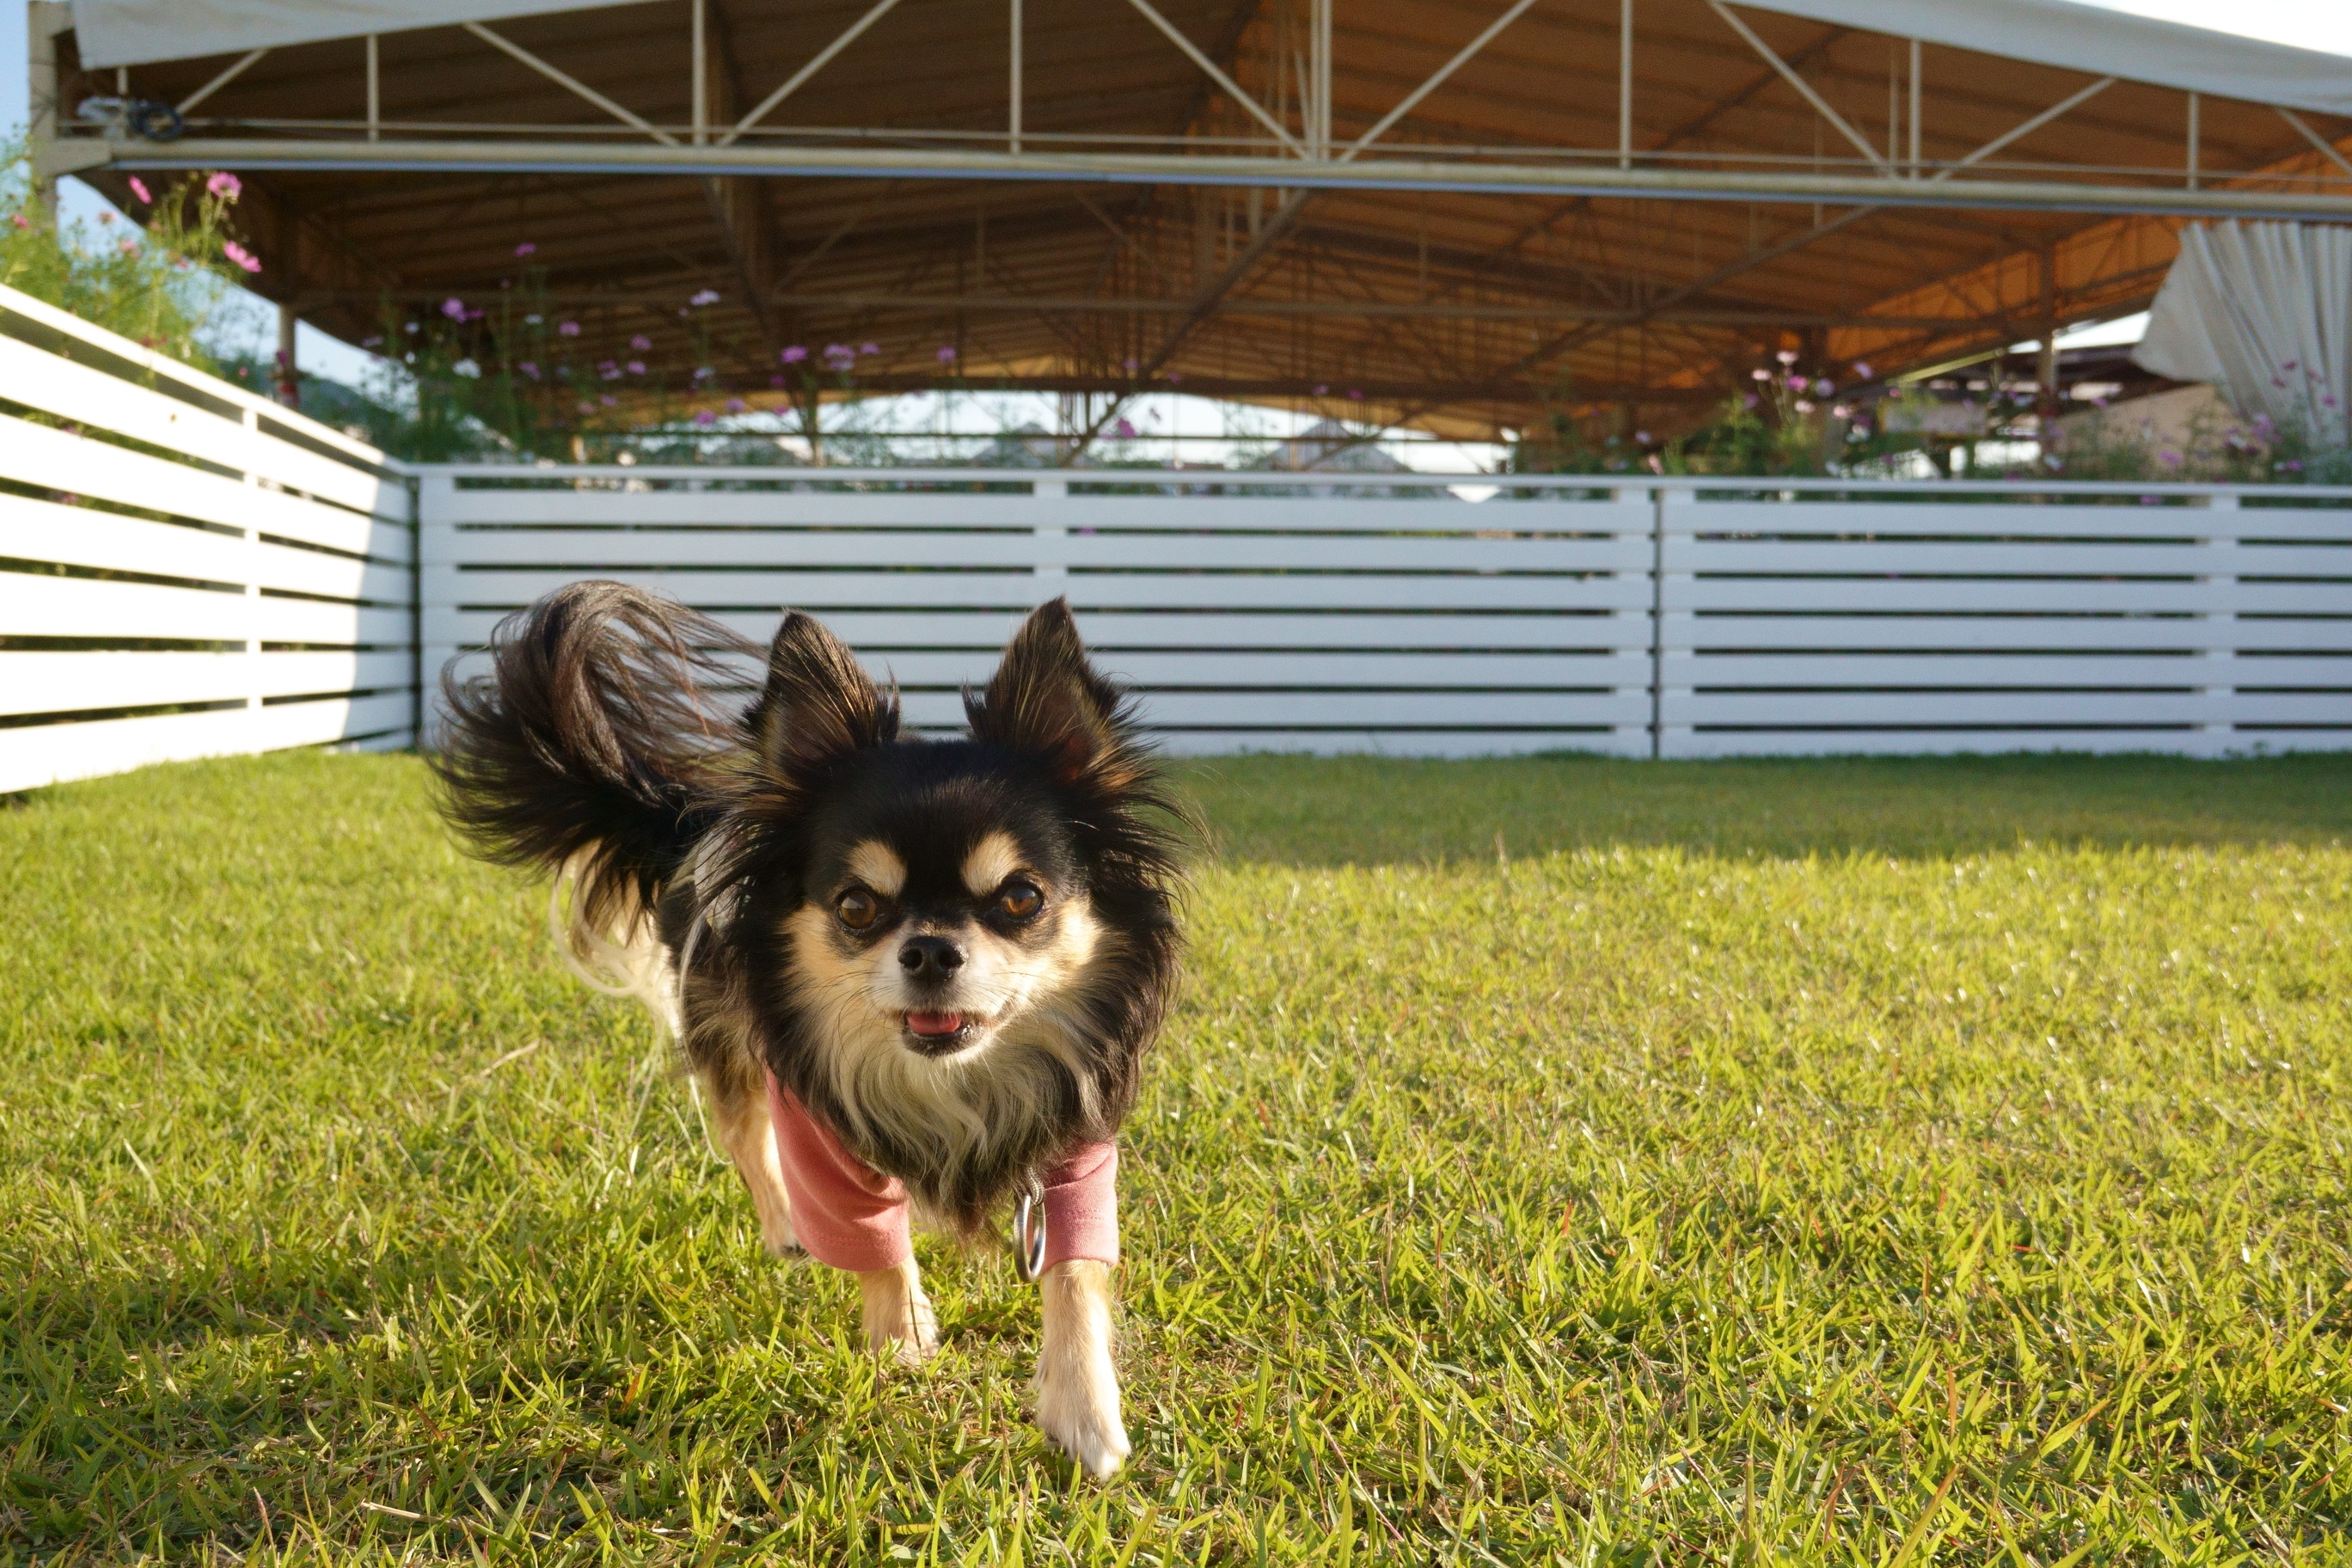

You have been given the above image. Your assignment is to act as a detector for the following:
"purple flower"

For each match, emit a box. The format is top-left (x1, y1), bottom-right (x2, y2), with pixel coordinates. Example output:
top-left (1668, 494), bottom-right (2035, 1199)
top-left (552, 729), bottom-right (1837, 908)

top-left (127, 176), bottom-right (151, 204)
top-left (1852, 361), bottom-right (1873, 379)
top-left (519, 360), bottom-right (539, 378)
top-left (599, 361), bottom-right (620, 379)
top-left (936, 346), bottom-right (957, 363)
top-left (1634, 429), bottom-right (1652, 444)
top-left (1122, 357), bottom-right (1140, 373)
top-left (1345, 386), bottom-right (1360, 399)
top-left (515, 242), bottom-right (536, 257)
top-left (630, 334), bottom-right (652, 351)
top-left (362, 334), bottom-right (383, 347)
top-left (781, 346), bottom-right (808, 363)
top-left (601, 395), bottom-right (618, 407)
top-left (1813, 379), bottom-right (1834, 395)
top-left (770, 374), bottom-right (787, 388)
top-left (860, 341), bottom-right (879, 355)
top-left (692, 365), bottom-right (714, 382)
top-left (1314, 383), bottom-right (1330, 395)
top-left (726, 398), bottom-right (746, 413)
top-left (695, 409), bottom-right (717, 426)
top-left (2159, 448), bottom-right (2183, 467)
top-left (439, 297), bottom-right (466, 321)
top-left (690, 288), bottom-right (720, 306)
top-left (824, 342), bottom-right (852, 359)
top-left (559, 321), bottom-right (581, 337)
top-left (1113, 418), bottom-right (1136, 438)
top-left (1743, 394), bottom-right (1760, 409)
top-left (223, 242), bottom-right (261, 273)
top-left (205, 171), bottom-right (241, 200)
top-left (625, 359), bottom-right (646, 375)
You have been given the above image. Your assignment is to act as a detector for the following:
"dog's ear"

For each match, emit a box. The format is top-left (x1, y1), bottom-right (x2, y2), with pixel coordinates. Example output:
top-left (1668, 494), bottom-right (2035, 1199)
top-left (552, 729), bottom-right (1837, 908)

top-left (747, 610), bottom-right (897, 773)
top-left (967, 598), bottom-right (1133, 787)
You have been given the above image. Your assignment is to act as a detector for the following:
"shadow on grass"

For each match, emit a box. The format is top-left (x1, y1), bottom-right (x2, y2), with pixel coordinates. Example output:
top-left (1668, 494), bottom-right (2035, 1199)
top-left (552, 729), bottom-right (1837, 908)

top-left (1174, 750), bottom-right (2352, 866)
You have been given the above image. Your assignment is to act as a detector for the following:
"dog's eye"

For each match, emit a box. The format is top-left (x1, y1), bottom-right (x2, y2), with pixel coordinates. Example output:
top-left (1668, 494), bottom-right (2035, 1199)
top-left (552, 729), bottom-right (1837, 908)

top-left (996, 881), bottom-right (1043, 921)
top-left (836, 887), bottom-right (879, 930)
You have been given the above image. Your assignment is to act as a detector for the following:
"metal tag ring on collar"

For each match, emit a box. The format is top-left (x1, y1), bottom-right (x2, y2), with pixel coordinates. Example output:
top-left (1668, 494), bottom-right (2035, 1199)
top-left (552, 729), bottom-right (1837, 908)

top-left (1011, 1186), bottom-right (1048, 1283)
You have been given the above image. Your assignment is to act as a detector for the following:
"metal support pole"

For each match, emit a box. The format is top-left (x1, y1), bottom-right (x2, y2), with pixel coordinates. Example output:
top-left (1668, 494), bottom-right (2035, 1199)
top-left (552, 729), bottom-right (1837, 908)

top-left (2186, 90), bottom-right (2200, 190)
top-left (1312, 0), bottom-right (1332, 159)
top-left (692, 0), bottom-right (707, 144)
top-left (1618, 0), bottom-right (1632, 170)
top-left (1908, 38), bottom-right (1920, 174)
top-left (1009, 0), bottom-right (1022, 154)
top-left (366, 34), bottom-right (380, 142)
top-left (27, 2), bottom-right (70, 223)
top-left (276, 302), bottom-right (299, 408)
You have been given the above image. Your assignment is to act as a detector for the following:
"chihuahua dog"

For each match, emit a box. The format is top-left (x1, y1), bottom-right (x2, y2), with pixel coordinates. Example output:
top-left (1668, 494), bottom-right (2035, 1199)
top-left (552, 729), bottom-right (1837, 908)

top-left (432, 583), bottom-right (1184, 1474)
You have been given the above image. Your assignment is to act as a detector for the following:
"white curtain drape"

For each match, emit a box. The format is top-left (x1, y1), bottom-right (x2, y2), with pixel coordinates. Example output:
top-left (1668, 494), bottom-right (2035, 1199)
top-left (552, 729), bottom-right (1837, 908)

top-left (2135, 222), bottom-right (2352, 449)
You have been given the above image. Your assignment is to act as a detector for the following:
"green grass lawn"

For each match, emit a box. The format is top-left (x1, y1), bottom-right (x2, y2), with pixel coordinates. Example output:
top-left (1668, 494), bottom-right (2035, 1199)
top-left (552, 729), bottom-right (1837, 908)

top-left (5, 750), bottom-right (2352, 1565)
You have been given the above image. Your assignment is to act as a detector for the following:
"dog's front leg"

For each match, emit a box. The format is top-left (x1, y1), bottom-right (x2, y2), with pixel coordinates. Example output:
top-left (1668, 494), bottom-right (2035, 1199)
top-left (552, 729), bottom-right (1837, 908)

top-left (858, 1257), bottom-right (940, 1365)
top-left (1035, 1259), bottom-right (1129, 1476)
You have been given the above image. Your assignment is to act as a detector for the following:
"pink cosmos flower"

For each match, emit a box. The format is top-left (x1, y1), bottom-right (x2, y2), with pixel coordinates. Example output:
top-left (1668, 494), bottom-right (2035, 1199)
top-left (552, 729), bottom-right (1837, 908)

top-left (223, 242), bottom-right (261, 273)
top-left (823, 342), bottom-right (853, 359)
top-left (9, 215), bottom-right (27, 230)
top-left (1794, 399), bottom-right (1816, 413)
top-left (519, 361), bottom-right (539, 378)
top-left (770, 374), bottom-right (787, 387)
top-left (1775, 348), bottom-right (1798, 365)
top-left (630, 334), bottom-right (652, 351)
top-left (128, 176), bottom-right (152, 203)
top-left (860, 341), bottom-right (879, 355)
top-left (1831, 403), bottom-right (1850, 418)
top-left (442, 297), bottom-right (467, 321)
top-left (559, 321), bottom-right (581, 336)
top-left (781, 346), bottom-right (808, 363)
top-left (1852, 361), bottom-right (1873, 378)
top-left (726, 398), bottom-right (746, 413)
top-left (1786, 375), bottom-right (1807, 391)
top-left (1113, 418), bottom-right (1136, 438)
top-left (119, 238), bottom-right (137, 254)
top-left (936, 346), bottom-right (957, 363)
top-left (601, 395), bottom-right (618, 407)
top-left (695, 409), bottom-right (717, 426)
top-left (206, 172), bottom-right (241, 200)
top-left (625, 359), bottom-right (646, 375)
top-left (515, 242), bottom-right (536, 257)
top-left (1750, 368), bottom-right (1771, 381)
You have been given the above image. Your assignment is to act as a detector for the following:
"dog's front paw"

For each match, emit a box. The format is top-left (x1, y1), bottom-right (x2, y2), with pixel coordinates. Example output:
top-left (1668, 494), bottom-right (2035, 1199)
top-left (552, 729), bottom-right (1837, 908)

top-left (1036, 1351), bottom-right (1130, 1476)
top-left (859, 1260), bottom-right (940, 1366)
top-left (1035, 1259), bottom-right (1128, 1477)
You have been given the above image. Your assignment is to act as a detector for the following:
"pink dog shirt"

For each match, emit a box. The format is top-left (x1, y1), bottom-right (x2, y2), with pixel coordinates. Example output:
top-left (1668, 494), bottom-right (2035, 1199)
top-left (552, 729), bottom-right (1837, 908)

top-left (764, 1069), bottom-right (1118, 1273)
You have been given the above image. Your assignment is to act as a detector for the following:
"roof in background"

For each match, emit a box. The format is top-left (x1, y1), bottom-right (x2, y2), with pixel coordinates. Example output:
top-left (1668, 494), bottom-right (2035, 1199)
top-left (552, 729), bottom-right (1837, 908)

top-left (35, 0), bottom-right (2352, 440)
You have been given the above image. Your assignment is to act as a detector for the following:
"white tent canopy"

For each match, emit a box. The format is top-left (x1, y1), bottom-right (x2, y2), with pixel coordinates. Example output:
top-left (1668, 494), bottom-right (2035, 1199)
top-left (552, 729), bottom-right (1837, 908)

top-left (70, 0), bottom-right (642, 70)
top-left (71, 0), bottom-right (2352, 111)
top-left (1750, 0), bottom-right (2352, 118)
top-left (2135, 221), bottom-right (2352, 448)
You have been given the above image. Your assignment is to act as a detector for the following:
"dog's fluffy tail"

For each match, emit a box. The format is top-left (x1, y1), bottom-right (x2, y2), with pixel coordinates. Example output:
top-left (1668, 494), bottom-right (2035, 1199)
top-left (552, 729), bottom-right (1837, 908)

top-left (430, 581), bottom-right (757, 959)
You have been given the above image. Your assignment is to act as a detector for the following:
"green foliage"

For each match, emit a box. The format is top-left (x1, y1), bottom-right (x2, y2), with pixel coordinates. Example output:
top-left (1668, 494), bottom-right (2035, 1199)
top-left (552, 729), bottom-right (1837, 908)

top-left (5, 749), bottom-right (2352, 1561)
top-left (0, 145), bottom-right (257, 371)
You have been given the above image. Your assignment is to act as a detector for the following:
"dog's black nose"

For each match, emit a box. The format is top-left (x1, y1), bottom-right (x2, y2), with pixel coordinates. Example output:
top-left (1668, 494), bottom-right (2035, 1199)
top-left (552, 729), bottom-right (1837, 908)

top-left (898, 935), bottom-right (965, 977)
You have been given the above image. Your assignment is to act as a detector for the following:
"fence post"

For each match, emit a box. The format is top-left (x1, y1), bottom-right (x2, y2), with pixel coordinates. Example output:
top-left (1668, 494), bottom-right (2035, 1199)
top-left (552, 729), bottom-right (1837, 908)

top-left (1607, 485), bottom-right (1652, 756)
top-left (1653, 486), bottom-right (1695, 760)
top-left (414, 469), bottom-right (460, 750)
top-left (2200, 491), bottom-right (2239, 753)
top-left (241, 407), bottom-right (265, 753)
top-left (1033, 475), bottom-right (1069, 605)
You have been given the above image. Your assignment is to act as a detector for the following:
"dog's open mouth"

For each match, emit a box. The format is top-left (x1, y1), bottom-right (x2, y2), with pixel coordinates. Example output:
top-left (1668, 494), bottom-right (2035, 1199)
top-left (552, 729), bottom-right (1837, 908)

top-left (903, 1010), bottom-right (978, 1054)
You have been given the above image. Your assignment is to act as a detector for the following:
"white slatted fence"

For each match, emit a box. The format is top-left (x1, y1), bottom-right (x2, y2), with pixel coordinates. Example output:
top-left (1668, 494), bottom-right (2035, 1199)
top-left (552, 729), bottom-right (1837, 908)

top-left (1658, 482), bottom-right (2352, 756)
top-left (420, 467), bottom-right (2352, 761)
top-left (0, 283), bottom-right (416, 795)
top-left (420, 469), bottom-right (1657, 756)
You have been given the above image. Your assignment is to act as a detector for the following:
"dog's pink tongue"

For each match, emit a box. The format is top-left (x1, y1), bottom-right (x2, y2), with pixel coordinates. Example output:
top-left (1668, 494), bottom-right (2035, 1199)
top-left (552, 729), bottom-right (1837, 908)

top-left (906, 1011), bottom-right (965, 1036)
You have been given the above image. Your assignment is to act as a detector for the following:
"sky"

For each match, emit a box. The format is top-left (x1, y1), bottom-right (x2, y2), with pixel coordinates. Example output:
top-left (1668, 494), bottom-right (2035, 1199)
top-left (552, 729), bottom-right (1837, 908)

top-left (0, 1), bottom-right (2345, 443)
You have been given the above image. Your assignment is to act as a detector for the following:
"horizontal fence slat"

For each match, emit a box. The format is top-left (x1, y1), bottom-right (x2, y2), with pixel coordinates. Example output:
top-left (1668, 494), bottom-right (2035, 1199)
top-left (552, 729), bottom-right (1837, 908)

top-left (1666, 540), bottom-right (2294, 576)
top-left (0, 571), bottom-right (252, 639)
top-left (1665, 579), bottom-right (2349, 614)
top-left (1663, 652), bottom-right (2352, 688)
top-left (0, 413), bottom-right (392, 549)
top-left (1671, 692), bottom-right (2281, 725)
top-left (0, 334), bottom-right (402, 520)
top-left (444, 568), bottom-right (1649, 613)
top-left (1671, 500), bottom-right (2288, 540)
top-left (0, 491), bottom-right (251, 581)
top-left (0, 691), bottom-right (415, 794)
top-left (1664, 616), bottom-right (2352, 652)
top-left (439, 488), bottom-right (1648, 533)
top-left (433, 526), bottom-right (1648, 573)
top-left (0, 651), bottom-right (414, 717)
